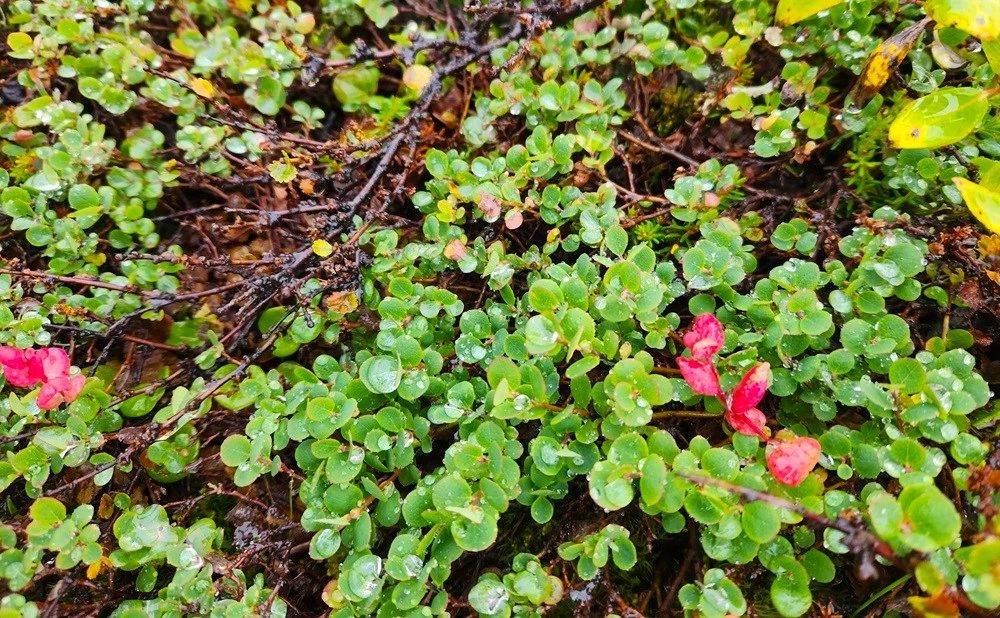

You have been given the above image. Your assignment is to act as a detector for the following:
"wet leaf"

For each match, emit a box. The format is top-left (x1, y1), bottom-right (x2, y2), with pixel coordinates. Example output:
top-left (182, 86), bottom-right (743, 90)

top-left (909, 592), bottom-right (960, 618)
top-left (775, 0), bottom-right (845, 25)
top-left (683, 313), bottom-right (724, 360)
top-left (888, 87), bottom-right (990, 149)
top-left (730, 363), bottom-right (770, 414)
top-left (402, 64), bottom-right (432, 92)
top-left (190, 78), bottom-right (215, 98)
top-left (312, 239), bottom-right (334, 257)
top-left (677, 357), bottom-right (722, 396)
top-left (925, 0), bottom-right (1000, 41)
top-left (984, 39), bottom-right (1000, 74)
top-left (767, 436), bottom-right (821, 486)
top-left (954, 177), bottom-right (1000, 234)
top-left (849, 20), bottom-right (928, 107)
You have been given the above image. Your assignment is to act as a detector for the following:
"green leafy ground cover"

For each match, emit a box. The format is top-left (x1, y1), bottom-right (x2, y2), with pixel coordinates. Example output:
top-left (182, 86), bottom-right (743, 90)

top-left (1, 0), bottom-right (1000, 616)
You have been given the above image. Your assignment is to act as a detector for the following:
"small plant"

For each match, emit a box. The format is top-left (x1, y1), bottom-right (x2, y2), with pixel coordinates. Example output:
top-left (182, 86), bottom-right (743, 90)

top-left (1, 0), bottom-right (999, 617)
top-left (676, 313), bottom-right (820, 486)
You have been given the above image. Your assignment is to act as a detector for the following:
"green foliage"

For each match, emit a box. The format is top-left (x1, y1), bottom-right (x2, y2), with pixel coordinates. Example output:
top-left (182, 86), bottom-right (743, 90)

top-left (1, 0), bottom-right (999, 617)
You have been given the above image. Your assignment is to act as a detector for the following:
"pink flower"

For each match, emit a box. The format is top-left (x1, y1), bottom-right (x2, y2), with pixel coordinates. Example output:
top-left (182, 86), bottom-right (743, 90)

top-left (725, 407), bottom-right (768, 440)
top-left (37, 374), bottom-right (86, 411)
top-left (729, 363), bottom-right (770, 414)
top-left (767, 437), bottom-right (821, 486)
top-left (677, 357), bottom-right (722, 396)
top-left (0, 346), bottom-right (45, 387)
top-left (683, 314), bottom-right (724, 361)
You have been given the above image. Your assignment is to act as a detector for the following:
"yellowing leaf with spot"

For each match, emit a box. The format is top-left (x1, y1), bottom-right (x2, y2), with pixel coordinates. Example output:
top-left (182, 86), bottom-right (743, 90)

top-left (848, 19), bottom-right (928, 106)
top-left (403, 64), bottom-right (433, 92)
top-left (925, 0), bottom-right (1000, 41)
top-left (888, 87), bottom-right (990, 149)
top-left (775, 0), bottom-right (846, 25)
top-left (955, 177), bottom-right (1000, 234)
top-left (312, 239), bottom-right (334, 257)
top-left (190, 78), bottom-right (215, 98)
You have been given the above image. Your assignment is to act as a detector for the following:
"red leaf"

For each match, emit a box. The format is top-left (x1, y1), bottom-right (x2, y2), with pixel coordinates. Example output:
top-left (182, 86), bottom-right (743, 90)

top-left (730, 362), bottom-right (769, 414)
top-left (767, 436), bottom-right (821, 486)
top-left (0, 346), bottom-right (45, 387)
top-left (677, 357), bottom-right (722, 396)
top-left (35, 348), bottom-right (70, 382)
top-left (37, 374), bottom-right (85, 410)
top-left (504, 209), bottom-right (523, 230)
top-left (683, 313), bottom-right (724, 360)
top-left (725, 407), bottom-right (768, 439)
top-left (478, 192), bottom-right (501, 221)
top-left (444, 239), bottom-right (468, 261)
top-left (0, 347), bottom-right (80, 408)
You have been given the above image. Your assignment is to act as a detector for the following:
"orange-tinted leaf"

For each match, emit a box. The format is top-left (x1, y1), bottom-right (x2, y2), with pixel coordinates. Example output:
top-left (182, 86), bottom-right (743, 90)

top-left (444, 239), bottom-right (467, 261)
top-left (909, 592), bottom-right (960, 618)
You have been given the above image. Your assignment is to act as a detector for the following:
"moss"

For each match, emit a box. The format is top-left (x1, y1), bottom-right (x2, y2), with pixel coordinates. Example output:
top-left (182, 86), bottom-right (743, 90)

top-left (648, 86), bottom-right (697, 137)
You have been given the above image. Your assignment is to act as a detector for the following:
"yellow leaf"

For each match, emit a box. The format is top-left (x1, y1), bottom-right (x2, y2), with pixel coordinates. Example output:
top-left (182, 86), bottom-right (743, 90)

top-left (98, 494), bottom-right (115, 519)
top-left (295, 13), bottom-right (316, 35)
top-left (984, 39), bottom-right (1000, 74)
top-left (325, 290), bottom-right (358, 314)
top-left (955, 177), bottom-right (1000, 234)
top-left (84, 252), bottom-right (107, 266)
top-left (402, 65), bottom-right (433, 92)
top-left (443, 239), bottom-right (467, 261)
top-left (190, 78), bottom-right (215, 98)
top-left (848, 20), bottom-right (928, 106)
top-left (6, 32), bottom-right (33, 52)
top-left (312, 239), bottom-right (334, 257)
top-left (775, 0), bottom-right (846, 25)
top-left (86, 557), bottom-right (111, 580)
top-left (925, 0), bottom-right (1000, 41)
top-left (888, 87), bottom-right (990, 149)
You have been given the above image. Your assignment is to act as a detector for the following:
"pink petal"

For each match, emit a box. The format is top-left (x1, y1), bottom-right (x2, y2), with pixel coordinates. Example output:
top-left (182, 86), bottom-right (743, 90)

top-left (767, 437), bottom-right (821, 486)
top-left (725, 407), bottom-right (768, 439)
top-left (0, 347), bottom-right (43, 388)
top-left (35, 348), bottom-right (71, 381)
top-left (683, 314), bottom-right (724, 360)
top-left (677, 357), bottom-right (722, 396)
top-left (730, 363), bottom-right (770, 414)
